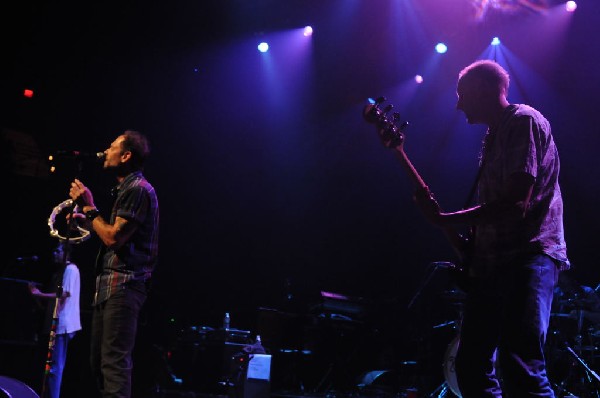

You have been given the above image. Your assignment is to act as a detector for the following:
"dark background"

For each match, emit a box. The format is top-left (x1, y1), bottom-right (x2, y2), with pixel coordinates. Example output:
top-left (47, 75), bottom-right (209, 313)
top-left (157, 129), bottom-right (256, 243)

top-left (1, 0), bottom-right (599, 396)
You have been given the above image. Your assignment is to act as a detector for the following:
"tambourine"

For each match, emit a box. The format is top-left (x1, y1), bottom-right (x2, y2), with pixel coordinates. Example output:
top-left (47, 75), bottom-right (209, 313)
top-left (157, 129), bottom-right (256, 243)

top-left (47, 199), bottom-right (91, 243)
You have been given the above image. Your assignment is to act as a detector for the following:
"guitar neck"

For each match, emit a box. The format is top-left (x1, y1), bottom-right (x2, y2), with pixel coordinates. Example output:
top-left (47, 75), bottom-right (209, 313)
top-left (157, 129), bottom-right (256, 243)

top-left (394, 147), bottom-right (467, 261)
top-left (363, 99), bottom-right (469, 272)
top-left (394, 148), bottom-right (427, 190)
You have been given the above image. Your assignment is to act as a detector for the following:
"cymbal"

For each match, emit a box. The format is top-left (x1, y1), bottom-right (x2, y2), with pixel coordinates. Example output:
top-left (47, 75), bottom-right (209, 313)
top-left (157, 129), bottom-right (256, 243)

top-left (551, 313), bottom-right (575, 318)
top-left (557, 298), bottom-right (596, 308)
top-left (588, 328), bottom-right (600, 338)
top-left (572, 345), bottom-right (598, 352)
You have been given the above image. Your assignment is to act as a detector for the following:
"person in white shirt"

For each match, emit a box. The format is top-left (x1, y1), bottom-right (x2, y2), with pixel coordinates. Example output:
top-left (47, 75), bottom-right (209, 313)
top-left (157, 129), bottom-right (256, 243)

top-left (29, 242), bottom-right (81, 398)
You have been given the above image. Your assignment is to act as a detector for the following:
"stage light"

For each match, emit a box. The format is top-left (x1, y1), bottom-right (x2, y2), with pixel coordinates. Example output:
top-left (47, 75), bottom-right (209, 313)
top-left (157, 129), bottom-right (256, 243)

top-left (258, 42), bottom-right (269, 53)
top-left (565, 1), bottom-right (577, 12)
top-left (303, 26), bottom-right (313, 37)
top-left (23, 88), bottom-right (34, 98)
top-left (415, 75), bottom-right (423, 84)
top-left (435, 43), bottom-right (448, 54)
top-left (491, 37), bottom-right (501, 46)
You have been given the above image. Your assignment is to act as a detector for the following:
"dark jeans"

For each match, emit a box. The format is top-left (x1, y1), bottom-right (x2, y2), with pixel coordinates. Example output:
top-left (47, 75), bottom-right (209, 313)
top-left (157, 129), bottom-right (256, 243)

top-left (455, 254), bottom-right (559, 397)
top-left (90, 284), bottom-right (146, 398)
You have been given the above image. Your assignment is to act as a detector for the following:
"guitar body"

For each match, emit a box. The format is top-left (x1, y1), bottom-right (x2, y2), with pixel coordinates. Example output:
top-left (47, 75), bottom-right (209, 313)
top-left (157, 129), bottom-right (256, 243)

top-left (364, 97), bottom-right (471, 291)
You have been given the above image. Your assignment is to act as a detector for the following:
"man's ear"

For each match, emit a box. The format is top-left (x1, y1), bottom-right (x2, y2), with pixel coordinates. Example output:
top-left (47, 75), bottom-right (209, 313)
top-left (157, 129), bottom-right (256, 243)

top-left (121, 151), bottom-right (132, 163)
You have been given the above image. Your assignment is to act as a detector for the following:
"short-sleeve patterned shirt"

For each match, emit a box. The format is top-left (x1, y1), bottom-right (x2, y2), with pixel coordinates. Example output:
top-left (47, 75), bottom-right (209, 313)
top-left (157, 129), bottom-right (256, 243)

top-left (471, 104), bottom-right (569, 275)
top-left (93, 171), bottom-right (159, 306)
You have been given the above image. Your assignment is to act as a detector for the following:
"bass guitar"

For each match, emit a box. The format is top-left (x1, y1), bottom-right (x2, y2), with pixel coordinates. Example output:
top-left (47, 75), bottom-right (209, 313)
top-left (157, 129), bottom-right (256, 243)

top-left (363, 97), bottom-right (471, 290)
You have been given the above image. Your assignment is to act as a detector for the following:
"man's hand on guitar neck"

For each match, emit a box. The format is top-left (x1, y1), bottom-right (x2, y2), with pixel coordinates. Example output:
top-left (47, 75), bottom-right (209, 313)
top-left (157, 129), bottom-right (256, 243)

top-left (413, 186), bottom-right (443, 225)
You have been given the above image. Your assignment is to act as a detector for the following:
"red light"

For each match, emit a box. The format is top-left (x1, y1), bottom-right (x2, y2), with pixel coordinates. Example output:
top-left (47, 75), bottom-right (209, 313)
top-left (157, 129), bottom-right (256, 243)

top-left (23, 89), bottom-right (34, 98)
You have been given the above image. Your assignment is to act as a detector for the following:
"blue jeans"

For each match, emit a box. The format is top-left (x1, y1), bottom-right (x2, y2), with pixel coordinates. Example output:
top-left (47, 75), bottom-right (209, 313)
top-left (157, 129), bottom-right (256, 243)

top-left (455, 254), bottom-right (559, 397)
top-left (47, 332), bottom-right (76, 398)
top-left (90, 284), bottom-right (146, 398)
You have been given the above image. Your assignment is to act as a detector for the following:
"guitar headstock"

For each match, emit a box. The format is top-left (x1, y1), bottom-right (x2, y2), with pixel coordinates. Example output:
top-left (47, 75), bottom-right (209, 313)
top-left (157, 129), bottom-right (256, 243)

top-left (363, 96), bottom-right (409, 149)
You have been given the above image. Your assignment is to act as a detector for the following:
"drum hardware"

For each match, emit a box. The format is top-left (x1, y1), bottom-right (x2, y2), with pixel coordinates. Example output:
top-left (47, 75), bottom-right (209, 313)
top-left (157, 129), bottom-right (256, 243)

top-left (439, 289), bottom-right (466, 303)
top-left (407, 263), bottom-right (443, 310)
top-left (422, 283), bottom-right (465, 397)
top-left (547, 308), bottom-right (600, 396)
top-left (571, 345), bottom-right (598, 352)
top-left (431, 302), bottom-right (464, 397)
top-left (428, 381), bottom-right (451, 397)
top-left (549, 308), bottom-right (590, 346)
top-left (590, 329), bottom-right (600, 339)
top-left (551, 343), bottom-right (600, 398)
top-left (552, 313), bottom-right (578, 319)
top-left (432, 320), bottom-right (458, 330)
top-left (441, 336), bottom-right (461, 398)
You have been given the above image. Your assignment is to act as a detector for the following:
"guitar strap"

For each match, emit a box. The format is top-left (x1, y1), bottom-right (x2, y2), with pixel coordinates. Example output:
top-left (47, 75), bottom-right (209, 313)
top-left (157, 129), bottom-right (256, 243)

top-left (463, 130), bottom-right (491, 209)
top-left (457, 130), bottom-right (492, 273)
top-left (465, 104), bottom-right (519, 208)
top-left (464, 159), bottom-right (483, 209)
top-left (462, 104), bottom-right (518, 232)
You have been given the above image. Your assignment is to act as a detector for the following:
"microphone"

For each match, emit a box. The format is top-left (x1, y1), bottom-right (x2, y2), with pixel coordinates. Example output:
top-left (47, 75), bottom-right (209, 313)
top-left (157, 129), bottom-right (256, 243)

top-left (50, 150), bottom-right (105, 160)
top-left (16, 255), bottom-right (39, 262)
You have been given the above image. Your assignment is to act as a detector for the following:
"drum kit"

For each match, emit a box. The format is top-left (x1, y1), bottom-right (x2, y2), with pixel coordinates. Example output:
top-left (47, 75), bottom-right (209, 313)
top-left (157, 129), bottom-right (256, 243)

top-left (546, 290), bottom-right (600, 397)
top-left (431, 284), bottom-right (600, 398)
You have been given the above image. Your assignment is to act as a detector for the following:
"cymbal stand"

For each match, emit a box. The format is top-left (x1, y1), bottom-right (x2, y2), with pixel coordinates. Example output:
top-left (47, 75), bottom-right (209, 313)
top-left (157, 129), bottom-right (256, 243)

top-left (557, 343), bottom-right (600, 397)
top-left (428, 381), bottom-right (451, 397)
top-left (407, 262), bottom-right (446, 310)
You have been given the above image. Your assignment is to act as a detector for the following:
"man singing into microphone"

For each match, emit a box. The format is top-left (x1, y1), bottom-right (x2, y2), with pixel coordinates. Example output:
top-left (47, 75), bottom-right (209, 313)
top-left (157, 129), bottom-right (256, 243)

top-left (69, 130), bottom-right (159, 398)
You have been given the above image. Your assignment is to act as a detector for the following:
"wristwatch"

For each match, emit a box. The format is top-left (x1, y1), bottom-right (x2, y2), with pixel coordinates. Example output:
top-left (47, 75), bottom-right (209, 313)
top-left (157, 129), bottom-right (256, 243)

top-left (85, 208), bottom-right (100, 221)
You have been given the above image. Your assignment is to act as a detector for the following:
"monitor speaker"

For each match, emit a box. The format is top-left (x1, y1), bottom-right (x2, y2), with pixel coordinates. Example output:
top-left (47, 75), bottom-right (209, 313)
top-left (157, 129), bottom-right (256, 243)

top-left (0, 376), bottom-right (40, 398)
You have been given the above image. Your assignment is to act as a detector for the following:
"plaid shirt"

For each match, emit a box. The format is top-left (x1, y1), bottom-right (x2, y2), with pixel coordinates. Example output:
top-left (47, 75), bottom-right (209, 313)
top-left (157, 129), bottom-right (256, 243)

top-left (93, 171), bottom-right (159, 306)
top-left (471, 104), bottom-right (569, 275)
